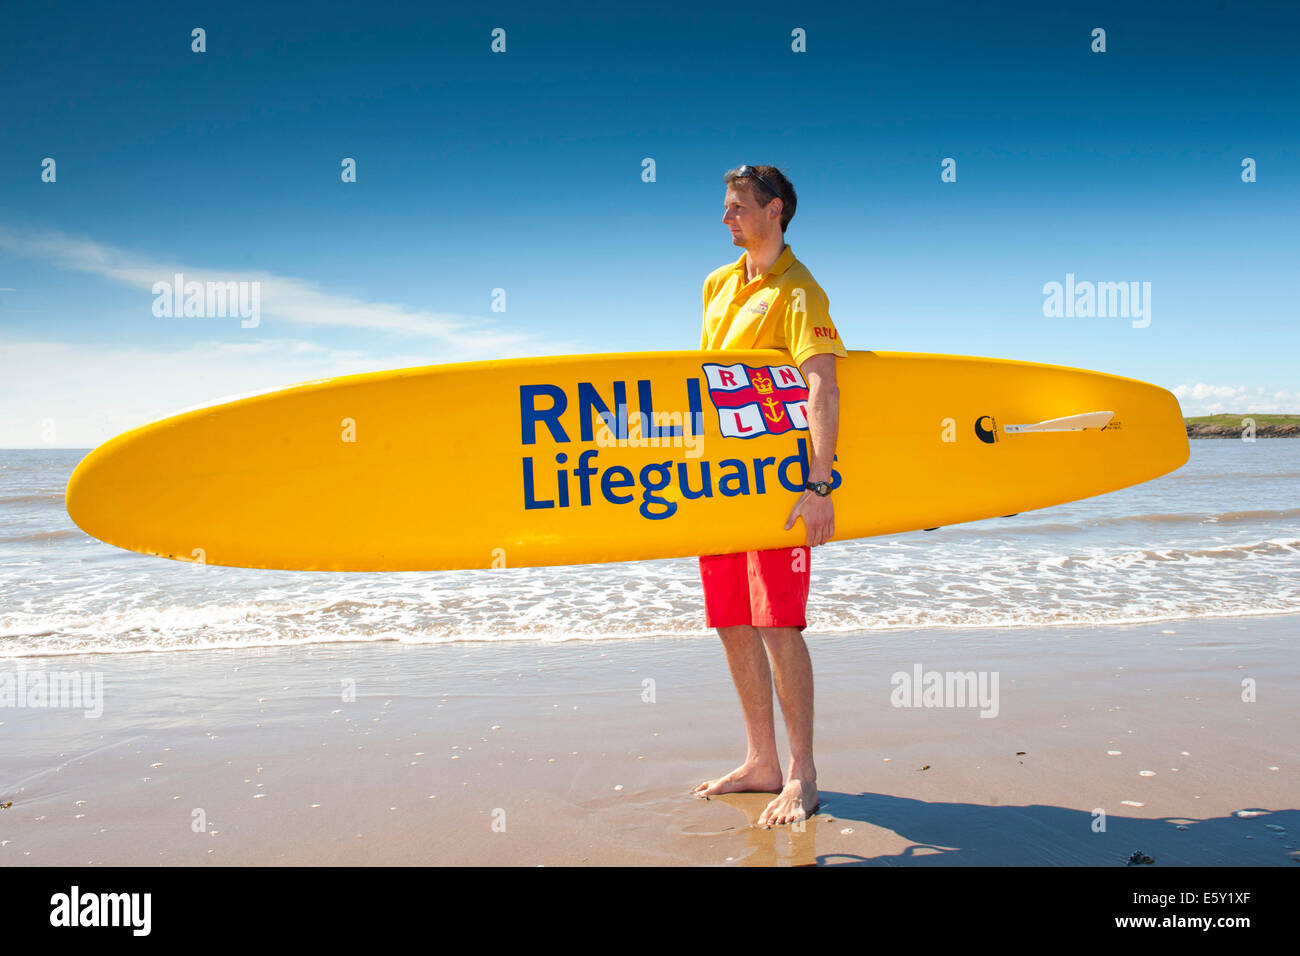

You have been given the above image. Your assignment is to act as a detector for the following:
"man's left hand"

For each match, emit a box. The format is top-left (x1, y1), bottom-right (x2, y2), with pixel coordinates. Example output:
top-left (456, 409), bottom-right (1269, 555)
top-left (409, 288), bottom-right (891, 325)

top-left (785, 491), bottom-right (835, 547)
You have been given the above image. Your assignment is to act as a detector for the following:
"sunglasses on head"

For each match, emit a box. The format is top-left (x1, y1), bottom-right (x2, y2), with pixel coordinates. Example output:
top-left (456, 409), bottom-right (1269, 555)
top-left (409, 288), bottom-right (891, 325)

top-left (735, 165), bottom-right (782, 201)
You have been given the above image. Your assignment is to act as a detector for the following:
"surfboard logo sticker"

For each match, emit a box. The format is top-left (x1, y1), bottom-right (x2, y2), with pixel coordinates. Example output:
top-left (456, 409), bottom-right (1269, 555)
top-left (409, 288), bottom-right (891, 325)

top-left (702, 362), bottom-right (810, 439)
top-left (975, 415), bottom-right (999, 444)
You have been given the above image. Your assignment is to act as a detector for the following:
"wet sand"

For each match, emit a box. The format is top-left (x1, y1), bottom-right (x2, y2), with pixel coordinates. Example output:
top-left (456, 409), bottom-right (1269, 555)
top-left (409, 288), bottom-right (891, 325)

top-left (1, 614), bottom-right (1296, 866)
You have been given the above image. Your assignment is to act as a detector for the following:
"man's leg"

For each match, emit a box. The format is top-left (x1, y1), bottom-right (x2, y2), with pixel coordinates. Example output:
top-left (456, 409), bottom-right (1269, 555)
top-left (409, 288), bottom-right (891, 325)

top-left (756, 626), bottom-right (819, 825)
top-left (691, 624), bottom-right (783, 796)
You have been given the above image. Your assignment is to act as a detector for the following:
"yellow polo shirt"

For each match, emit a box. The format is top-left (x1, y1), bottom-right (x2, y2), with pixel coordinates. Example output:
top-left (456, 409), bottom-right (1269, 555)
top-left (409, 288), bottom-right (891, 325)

top-left (700, 244), bottom-right (848, 366)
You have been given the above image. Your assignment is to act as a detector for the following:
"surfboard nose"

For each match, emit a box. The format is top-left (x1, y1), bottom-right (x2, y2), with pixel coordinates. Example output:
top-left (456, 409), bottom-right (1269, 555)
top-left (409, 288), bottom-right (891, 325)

top-left (66, 426), bottom-right (193, 561)
top-left (66, 437), bottom-right (136, 554)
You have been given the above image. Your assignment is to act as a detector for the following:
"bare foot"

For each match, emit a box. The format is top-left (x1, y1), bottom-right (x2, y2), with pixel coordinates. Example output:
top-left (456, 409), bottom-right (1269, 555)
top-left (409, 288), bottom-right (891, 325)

top-left (757, 774), bottom-right (819, 827)
top-left (691, 762), bottom-right (782, 798)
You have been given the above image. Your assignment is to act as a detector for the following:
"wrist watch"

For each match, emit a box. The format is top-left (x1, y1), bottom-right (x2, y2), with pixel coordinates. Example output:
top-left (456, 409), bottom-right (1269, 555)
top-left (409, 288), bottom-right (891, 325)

top-left (805, 480), bottom-right (832, 497)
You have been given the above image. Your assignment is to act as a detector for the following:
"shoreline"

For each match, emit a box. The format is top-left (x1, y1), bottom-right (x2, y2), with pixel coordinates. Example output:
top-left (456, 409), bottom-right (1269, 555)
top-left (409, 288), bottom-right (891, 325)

top-left (1184, 427), bottom-right (1299, 438)
top-left (1183, 416), bottom-right (1300, 438)
top-left (7, 603), bottom-right (1300, 661)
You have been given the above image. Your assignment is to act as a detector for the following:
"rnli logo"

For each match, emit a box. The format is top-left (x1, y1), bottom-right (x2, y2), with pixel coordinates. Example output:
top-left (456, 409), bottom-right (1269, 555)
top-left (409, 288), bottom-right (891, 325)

top-left (703, 362), bottom-right (809, 439)
top-left (747, 300), bottom-right (771, 315)
top-left (813, 325), bottom-right (838, 340)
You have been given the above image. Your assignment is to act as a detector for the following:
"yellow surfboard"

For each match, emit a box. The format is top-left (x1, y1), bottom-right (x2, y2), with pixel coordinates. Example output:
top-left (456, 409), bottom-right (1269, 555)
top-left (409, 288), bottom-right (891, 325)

top-left (64, 350), bottom-right (1189, 571)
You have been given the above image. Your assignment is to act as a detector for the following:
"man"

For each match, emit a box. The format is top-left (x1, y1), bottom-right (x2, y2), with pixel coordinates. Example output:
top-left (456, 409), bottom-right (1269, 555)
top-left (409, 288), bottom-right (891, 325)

top-left (692, 165), bottom-right (847, 827)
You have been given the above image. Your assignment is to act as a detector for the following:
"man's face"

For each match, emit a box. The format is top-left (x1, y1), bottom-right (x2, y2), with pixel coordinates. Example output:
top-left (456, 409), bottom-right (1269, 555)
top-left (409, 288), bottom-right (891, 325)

top-left (722, 184), bottom-right (780, 247)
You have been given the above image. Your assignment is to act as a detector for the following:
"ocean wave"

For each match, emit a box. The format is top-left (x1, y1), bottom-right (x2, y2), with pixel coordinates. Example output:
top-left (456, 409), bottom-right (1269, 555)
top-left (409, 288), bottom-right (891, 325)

top-left (3, 585), bottom-right (1299, 657)
top-left (0, 529), bottom-right (82, 543)
top-left (0, 492), bottom-right (66, 506)
top-left (1039, 538), bottom-right (1300, 569)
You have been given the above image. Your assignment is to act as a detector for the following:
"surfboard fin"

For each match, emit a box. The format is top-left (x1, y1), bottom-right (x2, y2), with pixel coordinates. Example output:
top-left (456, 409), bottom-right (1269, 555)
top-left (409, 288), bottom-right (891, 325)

top-left (1003, 411), bottom-right (1114, 433)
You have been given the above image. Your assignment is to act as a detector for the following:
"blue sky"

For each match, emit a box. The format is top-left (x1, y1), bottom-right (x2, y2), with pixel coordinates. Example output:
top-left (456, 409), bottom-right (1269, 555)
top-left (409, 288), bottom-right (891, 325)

top-left (1, 0), bottom-right (1297, 446)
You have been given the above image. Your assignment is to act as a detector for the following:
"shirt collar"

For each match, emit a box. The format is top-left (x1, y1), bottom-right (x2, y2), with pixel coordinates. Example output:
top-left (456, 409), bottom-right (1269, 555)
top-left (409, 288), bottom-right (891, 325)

top-left (733, 244), bottom-right (795, 282)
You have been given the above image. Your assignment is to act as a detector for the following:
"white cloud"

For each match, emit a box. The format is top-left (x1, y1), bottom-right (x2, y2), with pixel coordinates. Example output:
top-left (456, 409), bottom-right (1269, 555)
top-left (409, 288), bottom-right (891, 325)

top-left (1172, 383), bottom-right (1300, 416)
top-left (0, 337), bottom-right (478, 447)
top-left (0, 225), bottom-right (586, 447)
top-left (0, 224), bottom-right (558, 348)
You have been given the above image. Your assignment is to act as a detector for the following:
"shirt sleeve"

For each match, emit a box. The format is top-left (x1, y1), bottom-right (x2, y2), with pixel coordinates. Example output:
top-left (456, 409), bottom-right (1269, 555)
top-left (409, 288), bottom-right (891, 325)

top-left (784, 282), bottom-right (848, 367)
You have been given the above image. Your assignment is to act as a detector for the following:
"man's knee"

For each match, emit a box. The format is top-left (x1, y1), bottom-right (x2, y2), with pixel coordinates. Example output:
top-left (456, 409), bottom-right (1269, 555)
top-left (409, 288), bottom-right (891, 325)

top-left (757, 626), bottom-right (806, 647)
top-left (716, 624), bottom-right (760, 644)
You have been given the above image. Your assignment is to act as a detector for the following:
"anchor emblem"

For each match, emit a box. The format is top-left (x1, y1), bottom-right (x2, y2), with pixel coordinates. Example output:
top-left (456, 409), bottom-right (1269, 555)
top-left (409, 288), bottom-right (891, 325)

top-left (752, 372), bottom-right (787, 425)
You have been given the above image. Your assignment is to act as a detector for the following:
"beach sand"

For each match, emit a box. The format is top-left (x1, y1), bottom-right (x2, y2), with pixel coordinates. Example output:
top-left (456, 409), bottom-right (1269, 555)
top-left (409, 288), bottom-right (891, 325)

top-left (2, 614), bottom-right (1296, 866)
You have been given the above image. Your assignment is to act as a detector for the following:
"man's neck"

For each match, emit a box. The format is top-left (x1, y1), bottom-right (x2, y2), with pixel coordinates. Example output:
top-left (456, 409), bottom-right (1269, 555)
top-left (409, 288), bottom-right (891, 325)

top-left (743, 238), bottom-right (786, 282)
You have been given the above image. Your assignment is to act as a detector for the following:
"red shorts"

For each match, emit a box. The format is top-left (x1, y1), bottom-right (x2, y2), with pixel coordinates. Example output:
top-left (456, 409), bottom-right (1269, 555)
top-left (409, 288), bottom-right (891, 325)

top-left (698, 546), bottom-right (811, 630)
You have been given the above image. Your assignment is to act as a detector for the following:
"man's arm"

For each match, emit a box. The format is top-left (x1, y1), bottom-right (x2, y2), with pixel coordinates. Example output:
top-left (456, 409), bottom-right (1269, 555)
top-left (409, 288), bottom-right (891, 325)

top-left (700, 274), bottom-right (715, 349)
top-left (784, 351), bottom-right (839, 547)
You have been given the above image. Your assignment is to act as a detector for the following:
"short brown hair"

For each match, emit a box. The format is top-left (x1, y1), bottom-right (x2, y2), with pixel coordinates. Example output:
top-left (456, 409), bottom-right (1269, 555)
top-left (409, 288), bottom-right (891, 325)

top-left (724, 165), bottom-right (797, 232)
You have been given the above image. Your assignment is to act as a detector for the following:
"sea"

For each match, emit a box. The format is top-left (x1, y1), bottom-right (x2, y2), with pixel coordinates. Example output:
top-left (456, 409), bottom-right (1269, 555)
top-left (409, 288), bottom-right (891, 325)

top-left (1, 439), bottom-right (1298, 657)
